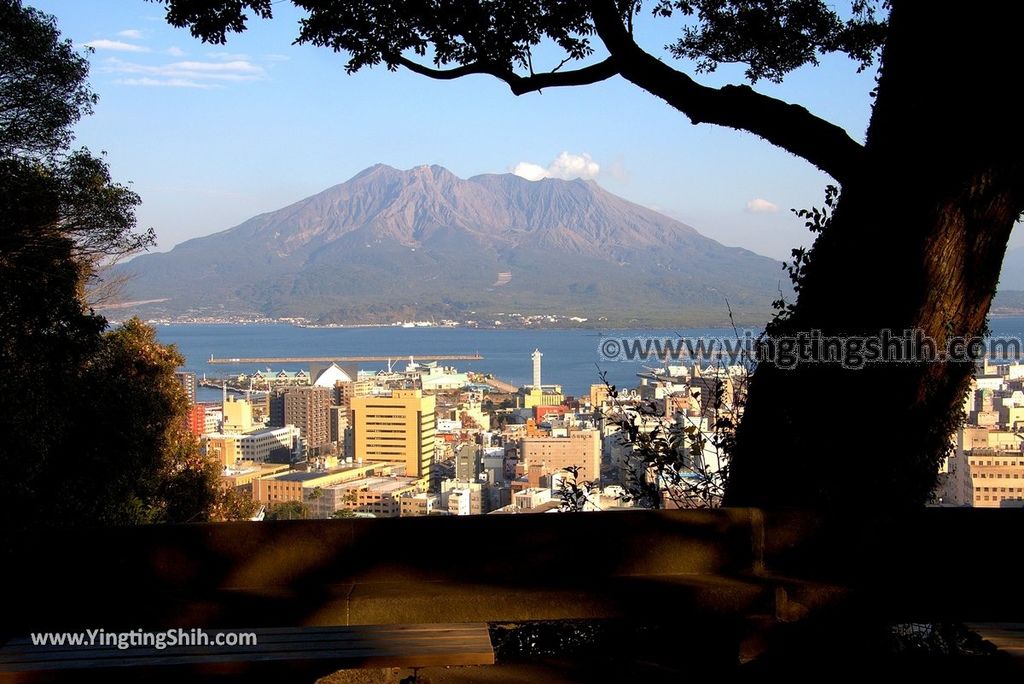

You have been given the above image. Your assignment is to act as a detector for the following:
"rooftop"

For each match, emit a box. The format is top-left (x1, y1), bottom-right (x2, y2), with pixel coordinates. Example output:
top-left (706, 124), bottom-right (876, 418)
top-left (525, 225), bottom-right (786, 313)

top-left (325, 476), bottom-right (419, 494)
top-left (271, 465), bottom-right (370, 482)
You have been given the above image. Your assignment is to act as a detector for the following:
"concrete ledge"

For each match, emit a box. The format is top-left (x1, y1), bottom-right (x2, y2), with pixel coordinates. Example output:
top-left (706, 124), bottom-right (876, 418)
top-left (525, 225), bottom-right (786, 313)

top-left (8, 509), bottom-right (763, 591)
top-left (9, 575), bottom-right (776, 632)
top-left (345, 575), bottom-right (770, 625)
top-left (7, 507), bottom-right (1024, 635)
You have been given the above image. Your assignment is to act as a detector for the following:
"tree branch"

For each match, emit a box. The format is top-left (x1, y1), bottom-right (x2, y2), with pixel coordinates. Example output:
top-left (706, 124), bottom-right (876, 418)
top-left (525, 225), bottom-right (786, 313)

top-left (395, 56), bottom-right (618, 96)
top-left (588, 0), bottom-right (864, 183)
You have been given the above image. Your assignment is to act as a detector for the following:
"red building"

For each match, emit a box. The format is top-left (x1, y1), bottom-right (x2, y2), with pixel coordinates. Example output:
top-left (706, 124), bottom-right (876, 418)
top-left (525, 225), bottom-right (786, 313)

top-left (186, 403), bottom-right (207, 437)
top-left (535, 405), bottom-right (568, 423)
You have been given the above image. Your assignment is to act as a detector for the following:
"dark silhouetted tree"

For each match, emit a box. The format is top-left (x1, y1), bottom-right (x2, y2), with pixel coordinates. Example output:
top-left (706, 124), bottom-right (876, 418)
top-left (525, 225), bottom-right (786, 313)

top-left (1, 0), bottom-right (241, 537)
top-left (155, 0), bottom-right (1024, 512)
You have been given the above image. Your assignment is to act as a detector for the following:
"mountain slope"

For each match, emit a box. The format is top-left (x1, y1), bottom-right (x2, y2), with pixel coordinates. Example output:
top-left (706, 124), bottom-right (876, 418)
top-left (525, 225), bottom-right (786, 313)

top-left (999, 245), bottom-right (1024, 290)
top-left (112, 164), bottom-right (788, 326)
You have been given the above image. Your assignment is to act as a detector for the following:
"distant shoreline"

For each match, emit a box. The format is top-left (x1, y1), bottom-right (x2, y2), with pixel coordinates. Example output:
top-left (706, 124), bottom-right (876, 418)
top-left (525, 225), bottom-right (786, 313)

top-left (123, 313), bottom-right (1024, 330)
top-left (132, 320), bottom-right (754, 332)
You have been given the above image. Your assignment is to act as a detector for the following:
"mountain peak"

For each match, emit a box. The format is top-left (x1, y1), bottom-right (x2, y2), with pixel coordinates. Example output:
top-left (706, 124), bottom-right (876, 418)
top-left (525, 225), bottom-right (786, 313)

top-left (116, 164), bottom-right (786, 325)
top-left (351, 162), bottom-right (399, 178)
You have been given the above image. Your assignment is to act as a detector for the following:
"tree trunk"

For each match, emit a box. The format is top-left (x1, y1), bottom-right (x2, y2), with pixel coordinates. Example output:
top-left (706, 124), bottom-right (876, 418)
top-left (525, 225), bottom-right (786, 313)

top-left (725, 1), bottom-right (1024, 511)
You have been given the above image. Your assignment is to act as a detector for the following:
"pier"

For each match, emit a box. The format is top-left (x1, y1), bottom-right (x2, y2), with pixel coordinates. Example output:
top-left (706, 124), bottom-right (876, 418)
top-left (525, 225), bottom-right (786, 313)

top-left (481, 376), bottom-right (518, 393)
top-left (197, 379), bottom-right (268, 395)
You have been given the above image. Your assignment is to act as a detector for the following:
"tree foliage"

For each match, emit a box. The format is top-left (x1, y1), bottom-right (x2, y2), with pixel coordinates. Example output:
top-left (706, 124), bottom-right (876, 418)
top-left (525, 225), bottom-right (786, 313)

top-left (265, 501), bottom-right (309, 520)
top-left (0, 0), bottom-right (96, 157)
top-left (1, 0), bottom-right (235, 538)
top-left (158, 0), bottom-right (886, 84)
top-left (74, 320), bottom-right (220, 524)
top-left (656, 0), bottom-right (887, 83)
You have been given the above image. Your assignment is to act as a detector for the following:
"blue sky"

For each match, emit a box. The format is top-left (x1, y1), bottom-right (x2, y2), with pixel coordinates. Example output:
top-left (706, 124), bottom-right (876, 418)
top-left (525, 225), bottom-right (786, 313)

top-left (30, 1), bottom-right (1018, 260)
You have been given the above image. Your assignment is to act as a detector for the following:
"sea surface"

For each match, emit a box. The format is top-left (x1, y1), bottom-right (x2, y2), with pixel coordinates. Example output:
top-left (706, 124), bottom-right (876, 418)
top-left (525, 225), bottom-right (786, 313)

top-left (155, 317), bottom-right (1024, 403)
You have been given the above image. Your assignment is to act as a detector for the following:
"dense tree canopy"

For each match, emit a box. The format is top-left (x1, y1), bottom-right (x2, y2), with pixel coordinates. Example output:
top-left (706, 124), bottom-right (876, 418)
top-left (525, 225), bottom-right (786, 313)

top-left (0, 0), bottom-right (95, 157)
top-left (155, 0), bottom-right (1023, 512)
top-left (1, 0), bottom-right (246, 537)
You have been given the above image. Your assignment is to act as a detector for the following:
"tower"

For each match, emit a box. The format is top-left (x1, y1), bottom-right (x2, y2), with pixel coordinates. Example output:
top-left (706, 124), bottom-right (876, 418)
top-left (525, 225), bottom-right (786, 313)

top-left (532, 349), bottom-right (542, 388)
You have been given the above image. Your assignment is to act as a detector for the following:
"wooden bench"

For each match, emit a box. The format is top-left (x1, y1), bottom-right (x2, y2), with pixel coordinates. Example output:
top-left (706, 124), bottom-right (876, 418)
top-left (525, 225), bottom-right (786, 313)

top-left (0, 623), bottom-right (495, 683)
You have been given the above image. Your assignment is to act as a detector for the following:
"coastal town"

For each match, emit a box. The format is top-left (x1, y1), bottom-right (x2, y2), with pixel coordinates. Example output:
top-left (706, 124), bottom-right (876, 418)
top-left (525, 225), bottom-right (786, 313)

top-left (181, 349), bottom-right (618, 519)
top-left (174, 346), bottom-right (1024, 520)
top-left (112, 313), bottom-right (599, 329)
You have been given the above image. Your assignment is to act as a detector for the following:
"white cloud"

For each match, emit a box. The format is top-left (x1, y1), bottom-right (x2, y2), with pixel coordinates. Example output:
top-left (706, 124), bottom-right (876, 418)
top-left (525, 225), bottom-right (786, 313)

top-left (101, 58), bottom-right (266, 84)
top-left (207, 51), bottom-right (251, 61)
top-left (510, 161), bottom-right (549, 182)
top-left (511, 152), bottom-right (600, 181)
top-left (114, 77), bottom-right (214, 89)
top-left (745, 198), bottom-right (779, 214)
top-left (83, 39), bottom-right (149, 53)
top-left (117, 29), bottom-right (144, 39)
top-left (166, 46), bottom-right (186, 57)
top-left (170, 60), bottom-right (263, 77)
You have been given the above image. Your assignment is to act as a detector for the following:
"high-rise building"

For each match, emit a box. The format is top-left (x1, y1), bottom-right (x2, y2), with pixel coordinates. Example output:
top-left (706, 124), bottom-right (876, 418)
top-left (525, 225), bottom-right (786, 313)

top-left (329, 405), bottom-right (349, 446)
top-left (269, 392), bottom-right (284, 428)
top-left (334, 381), bottom-right (355, 408)
top-left (531, 349), bottom-right (543, 388)
top-left (175, 371), bottom-right (196, 405)
top-left (270, 386), bottom-right (331, 452)
top-left (186, 403), bottom-right (207, 437)
top-left (455, 443), bottom-right (481, 481)
top-left (351, 389), bottom-right (436, 479)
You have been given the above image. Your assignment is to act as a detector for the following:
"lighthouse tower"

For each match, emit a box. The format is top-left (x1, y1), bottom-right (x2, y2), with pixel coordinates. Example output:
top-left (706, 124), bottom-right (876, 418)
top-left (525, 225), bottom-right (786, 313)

top-left (531, 349), bottom-right (542, 388)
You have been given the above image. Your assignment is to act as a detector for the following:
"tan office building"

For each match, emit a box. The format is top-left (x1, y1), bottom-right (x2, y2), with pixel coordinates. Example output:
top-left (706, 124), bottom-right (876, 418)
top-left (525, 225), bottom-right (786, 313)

top-left (970, 448), bottom-right (1024, 507)
top-left (351, 389), bottom-right (436, 479)
top-left (220, 462), bottom-right (290, 494)
top-left (205, 434), bottom-right (240, 468)
top-left (520, 429), bottom-right (602, 483)
top-left (253, 463), bottom-right (380, 506)
top-left (400, 492), bottom-right (438, 517)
